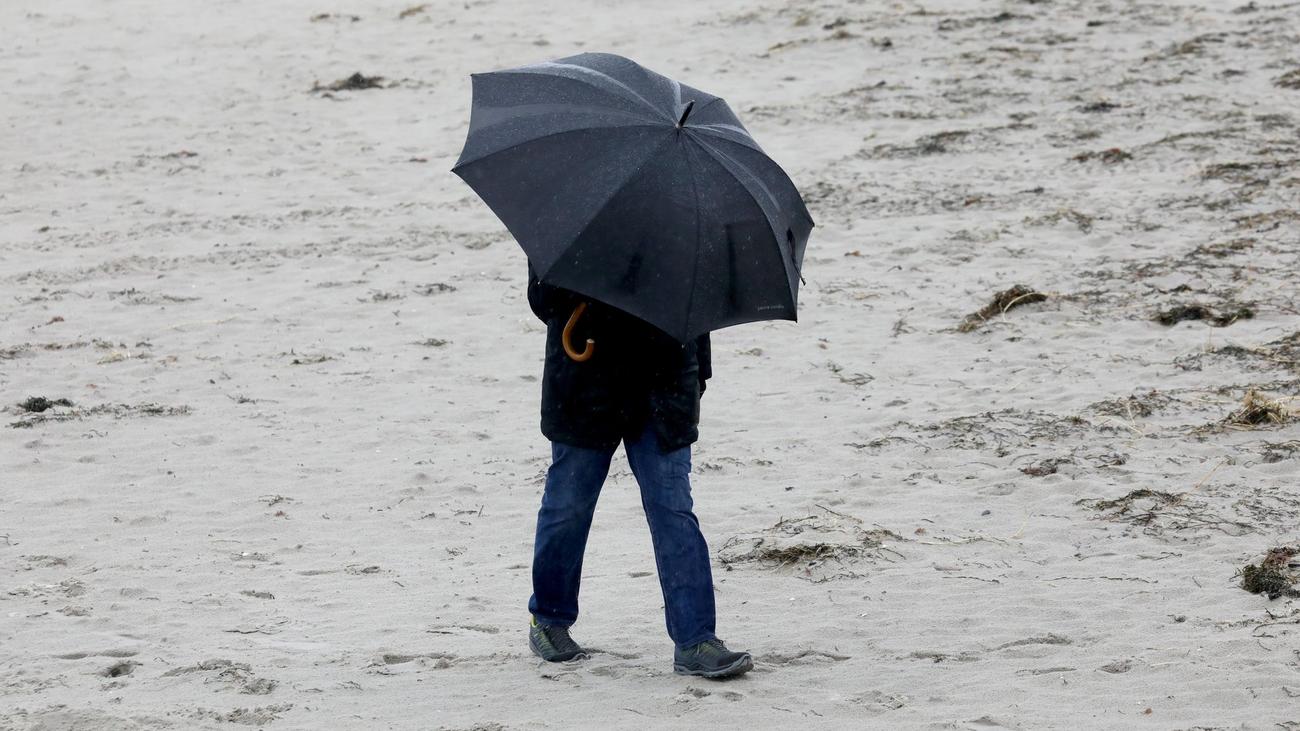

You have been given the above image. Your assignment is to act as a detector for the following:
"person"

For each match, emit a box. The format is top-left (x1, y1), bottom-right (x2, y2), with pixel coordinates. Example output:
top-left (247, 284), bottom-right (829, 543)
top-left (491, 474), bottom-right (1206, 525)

top-left (523, 263), bottom-right (753, 679)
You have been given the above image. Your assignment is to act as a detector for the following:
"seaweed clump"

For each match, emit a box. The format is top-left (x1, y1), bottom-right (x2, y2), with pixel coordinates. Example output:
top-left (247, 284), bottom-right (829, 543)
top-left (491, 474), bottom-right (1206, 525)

top-left (1088, 390), bottom-right (1173, 419)
top-left (718, 506), bottom-right (902, 582)
top-left (1021, 457), bottom-right (1071, 477)
top-left (1261, 441), bottom-right (1300, 463)
top-left (9, 402), bottom-right (191, 429)
top-left (957, 285), bottom-right (1048, 332)
top-left (312, 73), bottom-right (388, 93)
top-left (1078, 488), bottom-right (1254, 537)
top-left (1224, 390), bottom-right (1295, 428)
top-left (18, 396), bottom-right (73, 413)
top-left (1073, 147), bottom-right (1131, 164)
top-left (1081, 489), bottom-right (1182, 515)
top-left (1155, 303), bottom-right (1254, 327)
top-left (1239, 547), bottom-right (1299, 599)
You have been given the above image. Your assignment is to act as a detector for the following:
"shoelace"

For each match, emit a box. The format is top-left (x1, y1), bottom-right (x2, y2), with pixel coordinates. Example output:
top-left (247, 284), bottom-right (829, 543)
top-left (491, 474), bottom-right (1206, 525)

top-left (699, 638), bottom-right (729, 656)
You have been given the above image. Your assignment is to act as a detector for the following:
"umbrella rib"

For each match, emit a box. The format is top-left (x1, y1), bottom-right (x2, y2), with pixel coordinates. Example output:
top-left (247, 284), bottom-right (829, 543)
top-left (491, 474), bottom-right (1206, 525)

top-left (690, 124), bottom-right (765, 154)
top-left (681, 137), bottom-right (705, 341)
top-left (470, 102), bottom-right (663, 132)
top-left (694, 96), bottom-right (724, 114)
top-left (453, 123), bottom-right (665, 170)
top-left (690, 137), bottom-right (799, 296)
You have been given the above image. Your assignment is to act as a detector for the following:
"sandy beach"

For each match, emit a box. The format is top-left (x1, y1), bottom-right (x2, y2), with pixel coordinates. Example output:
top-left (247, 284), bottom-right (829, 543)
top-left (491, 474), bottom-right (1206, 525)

top-left (3, 0), bottom-right (1300, 728)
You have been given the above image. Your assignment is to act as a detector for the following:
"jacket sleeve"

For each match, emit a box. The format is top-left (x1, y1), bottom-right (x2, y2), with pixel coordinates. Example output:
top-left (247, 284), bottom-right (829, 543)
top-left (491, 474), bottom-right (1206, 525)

top-left (695, 333), bottom-right (712, 395)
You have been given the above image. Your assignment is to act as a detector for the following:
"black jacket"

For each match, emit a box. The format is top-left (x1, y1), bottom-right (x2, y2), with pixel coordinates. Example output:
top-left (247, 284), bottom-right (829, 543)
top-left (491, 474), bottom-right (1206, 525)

top-left (527, 266), bottom-right (711, 452)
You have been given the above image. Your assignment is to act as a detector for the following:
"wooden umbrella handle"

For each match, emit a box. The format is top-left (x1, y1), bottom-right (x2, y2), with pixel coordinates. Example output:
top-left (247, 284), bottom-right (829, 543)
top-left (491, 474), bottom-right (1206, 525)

top-left (563, 303), bottom-right (595, 362)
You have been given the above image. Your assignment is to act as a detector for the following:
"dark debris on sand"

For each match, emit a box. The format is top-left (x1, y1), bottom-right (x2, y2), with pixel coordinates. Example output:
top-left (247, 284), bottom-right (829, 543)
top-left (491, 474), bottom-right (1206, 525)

top-left (1088, 390), bottom-right (1174, 419)
top-left (1275, 69), bottom-right (1300, 90)
top-left (1081, 489), bottom-right (1183, 515)
top-left (1239, 547), bottom-right (1299, 599)
top-left (1076, 489), bottom-right (1255, 537)
top-left (913, 408), bottom-right (1091, 454)
top-left (1021, 457), bottom-right (1072, 477)
top-left (718, 507), bottom-right (903, 582)
top-left (1174, 332), bottom-right (1300, 374)
top-left (310, 12), bottom-right (360, 22)
top-left (311, 73), bottom-right (389, 93)
top-left (18, 396), bottom-right (74, 413)
top-left (936, 12), bottom-right (1028, 32)
top-left (1261, 440), bottom-right (1300, 463)
top-left (288, 352), bottom-right (334, 365)
top-left (1077, 100), bottom-right (1121, 114)
top-left (1154, 303), bottom-right (1254, 327)
top-left (9, 402), bottom-right (191, 429)
top-left (1073, 147), bottom-right (1132, 164)
top-left (957, 285), bottom-right (1048, 332)
top-left (413, 282), bottom-right (457, 296)
top-left (1223, 389), bottom-right (1295, 428)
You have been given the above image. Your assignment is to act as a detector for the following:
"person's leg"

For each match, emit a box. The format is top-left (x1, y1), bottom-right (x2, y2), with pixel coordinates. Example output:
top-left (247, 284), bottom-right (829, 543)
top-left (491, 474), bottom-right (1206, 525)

top-left (528, 440), bottom-right (615, 627)
top-left (624, 425), bottom-right (716, 648)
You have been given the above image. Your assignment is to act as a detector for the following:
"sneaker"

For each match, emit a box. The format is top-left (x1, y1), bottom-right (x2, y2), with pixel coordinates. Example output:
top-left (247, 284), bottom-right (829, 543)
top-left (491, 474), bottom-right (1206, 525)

top-left (528, 617), bottom-right (588, 662)
top-left (673, 638), bottom-right (753, 679)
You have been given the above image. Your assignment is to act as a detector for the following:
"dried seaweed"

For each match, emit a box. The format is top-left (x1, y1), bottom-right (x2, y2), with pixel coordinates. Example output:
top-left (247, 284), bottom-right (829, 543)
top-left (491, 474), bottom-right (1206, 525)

top-left (312, 73), bottom-right (388, 93)
top-left (1154, 303), bottom-right (1254, 327)
top-left (9, 402), bottom-right (191, 429)
top-left (1021, 457), bottom-right (1071, 476)
top-left (17, 397), bottom-right (74, 413)
top-left (1078, 489), bottom-right (1255, 537)
top-left (1082, 489), bottom-right (1182, 514)
top-left (1024, 208), bottom-right (1094, 233)
top-left (915, 409), bottom-right (1091, 454)
top-left (1073, 147), bottom-right (1132, 164)
top-left (1174, 333), bottom-right (1300, 374)
top-left (1239, 547), bottom-right (1299, 599)
top-left (1088, 390), bottom-right (1174, 419)
top-left (957, 285), bottom-right (1048, 332)
top-left (718, 506), bottom-right (902, 582)
top-left (1261, 440), bottom-right (1300, 463)
top-left (1078, 100), bottom-right (1120, 113)
top-left (1224, 389), bottom-right (1295, 428)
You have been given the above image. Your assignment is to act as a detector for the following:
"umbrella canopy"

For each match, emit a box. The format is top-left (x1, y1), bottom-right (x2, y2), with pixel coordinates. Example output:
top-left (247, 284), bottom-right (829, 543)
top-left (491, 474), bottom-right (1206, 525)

top-left (452, 52), bottom-right (813, 342)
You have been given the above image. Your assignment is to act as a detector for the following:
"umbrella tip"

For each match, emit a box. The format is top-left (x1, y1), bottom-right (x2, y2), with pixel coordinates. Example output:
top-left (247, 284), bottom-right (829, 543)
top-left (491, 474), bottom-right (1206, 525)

top-left (677, 100), bottom-right (695, 127)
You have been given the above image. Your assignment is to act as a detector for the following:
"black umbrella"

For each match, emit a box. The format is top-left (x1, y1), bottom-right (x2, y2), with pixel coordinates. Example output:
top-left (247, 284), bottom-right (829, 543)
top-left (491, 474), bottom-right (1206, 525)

top-left (452, 52), bottom-right (813, 342)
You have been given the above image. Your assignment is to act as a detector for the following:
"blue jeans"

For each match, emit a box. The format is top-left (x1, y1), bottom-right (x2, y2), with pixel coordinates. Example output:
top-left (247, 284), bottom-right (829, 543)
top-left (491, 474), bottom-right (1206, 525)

top-left (528, 424), bottom-right (716, 648)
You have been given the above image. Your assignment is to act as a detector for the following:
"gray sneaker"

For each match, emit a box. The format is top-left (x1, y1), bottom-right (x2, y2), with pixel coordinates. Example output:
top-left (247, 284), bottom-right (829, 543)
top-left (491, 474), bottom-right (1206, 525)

top-left (673, 638), bottom-right (753, 678)
top-left (529, 617), bottom-right (588, 662)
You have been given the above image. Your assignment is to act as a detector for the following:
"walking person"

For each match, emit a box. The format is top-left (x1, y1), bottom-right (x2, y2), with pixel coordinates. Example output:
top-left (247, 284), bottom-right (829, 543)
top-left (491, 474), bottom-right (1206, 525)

top-left (523, 265), bottom-right (753, 678)
top-left (452, 51), bottom-right (813, 678)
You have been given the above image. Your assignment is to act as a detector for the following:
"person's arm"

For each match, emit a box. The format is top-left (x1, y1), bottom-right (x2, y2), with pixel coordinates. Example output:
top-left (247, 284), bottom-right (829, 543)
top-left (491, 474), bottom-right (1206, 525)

top-left (695, 333), bottom-right (711, 395)
top-left (527, 260), bottom-right (578, 323)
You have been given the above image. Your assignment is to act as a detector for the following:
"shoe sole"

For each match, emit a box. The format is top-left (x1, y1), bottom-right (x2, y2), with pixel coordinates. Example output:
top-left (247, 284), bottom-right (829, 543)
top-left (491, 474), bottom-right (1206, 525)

top-left (673, 654), bottom-right (754, 679)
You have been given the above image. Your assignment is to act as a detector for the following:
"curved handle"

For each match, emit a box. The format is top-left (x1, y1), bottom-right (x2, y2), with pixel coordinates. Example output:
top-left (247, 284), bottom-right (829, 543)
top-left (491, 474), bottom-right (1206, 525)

top-left (562, 302), bottom-right (595, 362)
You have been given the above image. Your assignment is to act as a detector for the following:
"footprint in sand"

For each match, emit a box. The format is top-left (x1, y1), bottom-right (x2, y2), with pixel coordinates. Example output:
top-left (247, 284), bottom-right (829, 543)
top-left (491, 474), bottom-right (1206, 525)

top-left (372, 652), bottom-right (456, 672)
top-left (99, 660), bottom-right (139, 678)
top-left (54, 648), bottom-right (140, 660)
top-left (848, 690), bottom-right (907, 713)
top-left (162, 658), bottom-right (278, 695)
top-left (759, 648), bottom-right (852, 666)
